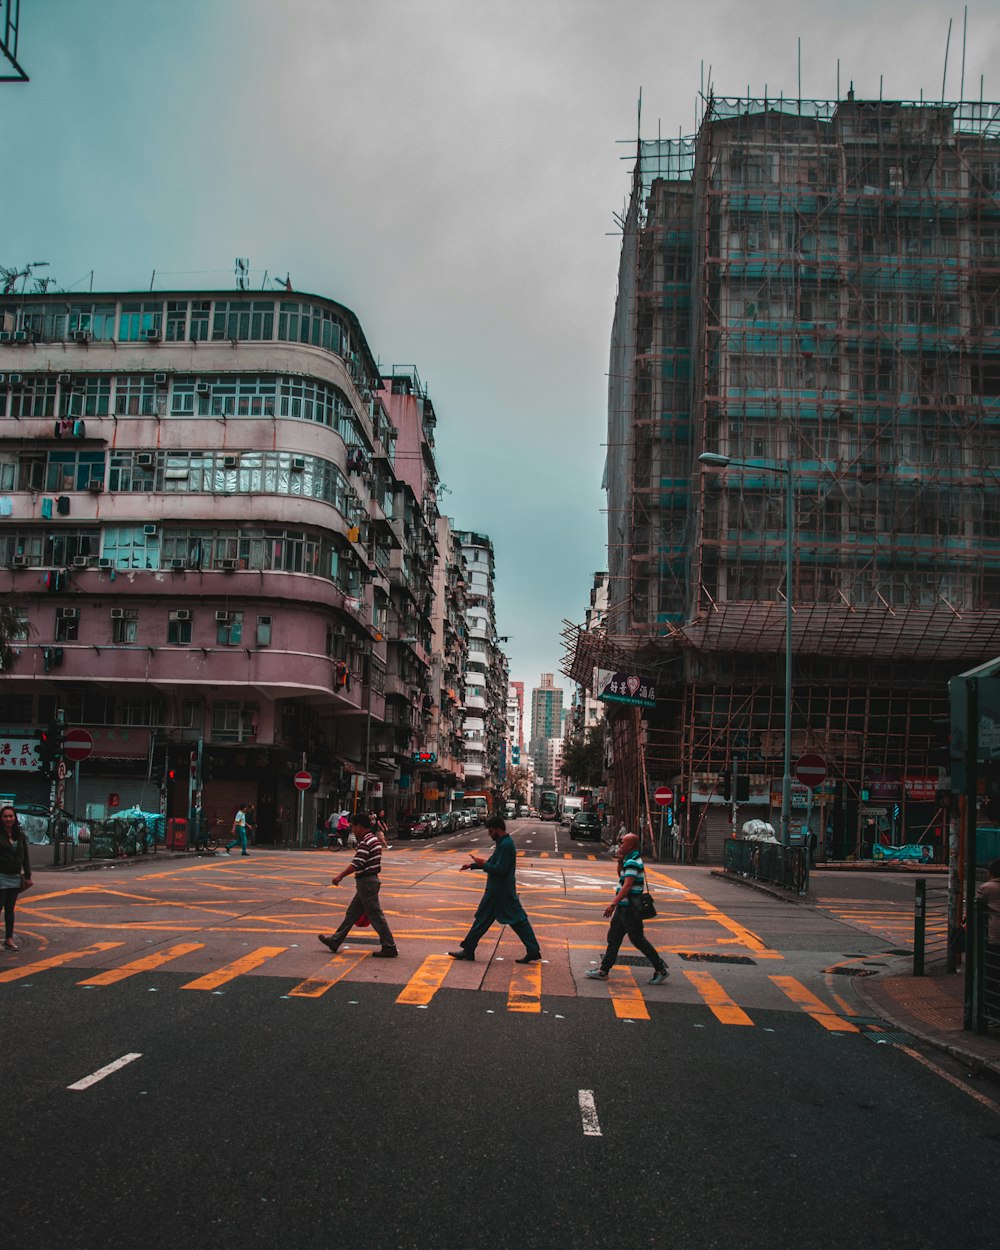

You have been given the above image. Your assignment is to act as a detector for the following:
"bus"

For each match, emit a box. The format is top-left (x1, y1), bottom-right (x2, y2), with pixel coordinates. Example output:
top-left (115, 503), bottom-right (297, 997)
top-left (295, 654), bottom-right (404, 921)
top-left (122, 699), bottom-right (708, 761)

top-left (538, 790), bottom-right (559, 820)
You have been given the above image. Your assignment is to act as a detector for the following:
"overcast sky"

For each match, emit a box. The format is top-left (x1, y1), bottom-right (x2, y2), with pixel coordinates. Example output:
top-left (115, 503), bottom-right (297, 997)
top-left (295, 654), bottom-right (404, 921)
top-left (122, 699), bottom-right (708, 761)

top-left (4, 0), bottom-right (999, 697)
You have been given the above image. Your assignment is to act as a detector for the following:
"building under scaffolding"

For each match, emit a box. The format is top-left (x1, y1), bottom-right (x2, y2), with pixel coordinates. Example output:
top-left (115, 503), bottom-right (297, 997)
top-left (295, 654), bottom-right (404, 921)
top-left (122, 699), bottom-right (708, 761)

top-left (565, 92), bottom-right (1000, 860)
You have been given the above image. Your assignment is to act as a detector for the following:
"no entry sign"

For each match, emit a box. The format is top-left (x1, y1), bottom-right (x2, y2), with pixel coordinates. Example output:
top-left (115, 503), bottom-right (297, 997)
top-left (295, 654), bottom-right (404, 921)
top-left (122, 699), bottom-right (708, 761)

top-left (293, 771), bottom-right (313, 791)
top-left (653, 785), bottom-right (674, 807)
top-left (794, 754), bottom-right (828, 787)
top-left (63, 728), bottom-right (94, 762)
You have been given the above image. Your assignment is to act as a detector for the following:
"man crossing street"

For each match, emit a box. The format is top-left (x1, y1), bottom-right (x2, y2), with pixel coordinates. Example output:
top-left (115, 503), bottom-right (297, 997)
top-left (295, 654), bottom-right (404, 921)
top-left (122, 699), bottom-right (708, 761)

top-left (318, 813), bottom-right (398, 957)
top-left (448, 814), bottom-right (541, 963)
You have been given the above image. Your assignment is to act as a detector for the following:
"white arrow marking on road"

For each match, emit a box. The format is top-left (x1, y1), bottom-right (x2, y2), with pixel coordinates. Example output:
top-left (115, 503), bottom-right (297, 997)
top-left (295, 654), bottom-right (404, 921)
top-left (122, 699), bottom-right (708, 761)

top-left (68, 1052), bottom-right (142, 1091)
top-left (578, 1089), bottom-right (602, 1136)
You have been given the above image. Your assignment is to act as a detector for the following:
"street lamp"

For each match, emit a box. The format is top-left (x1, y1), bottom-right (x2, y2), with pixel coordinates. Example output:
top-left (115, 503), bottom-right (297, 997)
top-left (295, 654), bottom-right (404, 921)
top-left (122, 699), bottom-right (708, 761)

top-left (698, 451), bottom-right (795, 847)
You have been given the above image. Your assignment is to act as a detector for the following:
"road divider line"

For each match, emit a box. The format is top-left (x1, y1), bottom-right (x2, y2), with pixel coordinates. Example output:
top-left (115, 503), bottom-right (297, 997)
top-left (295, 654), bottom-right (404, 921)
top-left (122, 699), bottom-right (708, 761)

top-left (768, 975), bottom-right (859, 1032)
top-left (578, 1090), bottom-right (602, 1136)
top-left (181, 946), bottom-right (288, 991)
top-left (683, 970), bottom-right (754, 1026)
top-left (289, 951), bottom-right (370, 997)
top-left (0, 941), bottom-right (123, 984)
top-left (68, 1052), bottom-right (142, 1091)
top-left (396, 954), bottom-right (455, 1006)
top-left (607, 969), bottom-right (650, 1021)
top-left (507, 959), bottom-right (542, 1013)
top-left (77, 943), bottom-right (205, 987)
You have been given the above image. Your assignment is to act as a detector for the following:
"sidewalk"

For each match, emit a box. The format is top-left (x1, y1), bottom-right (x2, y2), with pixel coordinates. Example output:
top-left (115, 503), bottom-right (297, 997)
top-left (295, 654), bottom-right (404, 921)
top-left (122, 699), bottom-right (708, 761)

top-left (853, 962), bottom-right (1000, 1079)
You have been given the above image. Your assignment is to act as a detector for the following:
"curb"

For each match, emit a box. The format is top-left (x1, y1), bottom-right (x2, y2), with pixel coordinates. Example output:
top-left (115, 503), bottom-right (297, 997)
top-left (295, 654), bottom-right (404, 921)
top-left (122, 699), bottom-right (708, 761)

top-left (709, 868), bottom-right (815, 905)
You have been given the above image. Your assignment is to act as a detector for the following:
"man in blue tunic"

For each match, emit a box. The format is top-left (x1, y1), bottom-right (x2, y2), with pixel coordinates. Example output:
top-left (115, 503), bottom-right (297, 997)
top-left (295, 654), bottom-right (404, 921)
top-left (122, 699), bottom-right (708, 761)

top-left (448, 815), bottom-right (541, 963)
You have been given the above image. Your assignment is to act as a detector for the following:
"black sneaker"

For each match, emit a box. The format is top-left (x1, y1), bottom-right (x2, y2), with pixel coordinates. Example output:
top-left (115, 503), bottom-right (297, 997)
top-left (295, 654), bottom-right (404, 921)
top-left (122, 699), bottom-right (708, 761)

top-left (448, 949), bottom-right (475, 961)
top-left (371, 947), bottom-right (399, 958)
top-left (318, 935), bottom-right (341, 953)
top-left (515, 952), bottom-right (542, 964)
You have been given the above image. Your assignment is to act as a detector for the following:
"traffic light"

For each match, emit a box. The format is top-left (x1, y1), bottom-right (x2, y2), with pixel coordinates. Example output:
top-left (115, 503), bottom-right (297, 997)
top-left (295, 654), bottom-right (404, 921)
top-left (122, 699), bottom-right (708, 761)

top-left (36, 720), bottom-right (65, 777)
top-left (722, 772), bottom-right (732, 802)
top-left (735, 774), bottom-right (751, 803)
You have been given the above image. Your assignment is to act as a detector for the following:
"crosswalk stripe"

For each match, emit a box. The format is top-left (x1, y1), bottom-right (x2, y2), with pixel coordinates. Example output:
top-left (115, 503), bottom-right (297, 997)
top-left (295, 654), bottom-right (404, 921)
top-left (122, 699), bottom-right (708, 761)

top-left (769, 975), bottom-right (859, 1032)
top-left (396, 954), bottom-right (454, 1006)
top-left (683, 969), bottom-right (754, 1026)
top-left (181, 946), bottom-right (288, 991)
top-left (607, 969), bottom-right (650, 1021)
top-left (0, 941), bottom-right (123, 984)
top-left (507, 960), bottom-right (542, 1013)
top-left (289, 951), bottom-right (370, 998)
top-left (78, 943), bottom-right (205, 986)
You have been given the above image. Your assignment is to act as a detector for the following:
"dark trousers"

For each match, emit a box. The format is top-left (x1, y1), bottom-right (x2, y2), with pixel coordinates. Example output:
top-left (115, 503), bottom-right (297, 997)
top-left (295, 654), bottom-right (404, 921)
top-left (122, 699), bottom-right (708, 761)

top-left (1, 886), bottom-right (19, 940)
top-left (461, 907), bottom-right (540, 957)
top-left (330, 874), bottom-right (396, 950)
top-left (600, 901), bottom-right (666, 974)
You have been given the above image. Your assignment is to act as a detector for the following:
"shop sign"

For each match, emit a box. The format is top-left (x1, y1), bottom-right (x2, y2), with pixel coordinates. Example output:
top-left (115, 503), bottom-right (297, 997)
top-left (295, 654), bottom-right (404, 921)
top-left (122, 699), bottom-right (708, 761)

top-left (0, 739), bottom-right (41, 772)
top-left (904, 776), bottom-right (937, 802)
top-left (595, 668), bottom-right (657, 709)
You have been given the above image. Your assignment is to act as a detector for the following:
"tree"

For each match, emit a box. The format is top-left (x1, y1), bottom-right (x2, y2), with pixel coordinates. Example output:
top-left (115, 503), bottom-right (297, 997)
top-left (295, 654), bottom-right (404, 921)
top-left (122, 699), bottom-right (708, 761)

top-left (499, 765), bottom-right (531, 804)
top-left (0, 597), bottom-right (30, 673)
top-left (560, 721), bottom-right (606, 789)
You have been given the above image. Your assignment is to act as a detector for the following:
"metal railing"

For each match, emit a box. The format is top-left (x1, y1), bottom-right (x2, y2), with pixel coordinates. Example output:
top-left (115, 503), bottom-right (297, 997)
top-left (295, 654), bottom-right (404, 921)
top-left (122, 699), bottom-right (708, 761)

top-left (913, 878), bottom-right (950, 975)
top-left (722, 838), bottom-right (810, 894)
top-left (973, 896), bottom-right (1000, 1034)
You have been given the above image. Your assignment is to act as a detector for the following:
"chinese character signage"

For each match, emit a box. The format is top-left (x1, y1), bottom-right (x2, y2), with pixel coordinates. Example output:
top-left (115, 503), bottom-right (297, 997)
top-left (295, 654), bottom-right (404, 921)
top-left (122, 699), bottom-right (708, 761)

top-left (0, 739), bottom-right (42, 772)
top-left (594, 668), bottom-right (657, 710)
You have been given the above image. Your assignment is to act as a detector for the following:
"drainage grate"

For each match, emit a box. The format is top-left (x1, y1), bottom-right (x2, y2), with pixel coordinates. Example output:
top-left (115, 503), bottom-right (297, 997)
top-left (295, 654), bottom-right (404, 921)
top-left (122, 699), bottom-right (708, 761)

top-left (861, 1027), bottom-right (913, 1046)
top-left (825, 966), bottom-right (877, 977)
top-left (678, 951), bottom-right (757, 965)
top-left (613, 955), bottom-right (657, 968)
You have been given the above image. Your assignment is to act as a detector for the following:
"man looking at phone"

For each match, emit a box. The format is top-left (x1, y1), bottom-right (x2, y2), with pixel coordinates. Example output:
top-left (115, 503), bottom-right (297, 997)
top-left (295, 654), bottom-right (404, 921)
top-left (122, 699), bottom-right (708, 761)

top-left (448, 815), bottom-right (541, 964)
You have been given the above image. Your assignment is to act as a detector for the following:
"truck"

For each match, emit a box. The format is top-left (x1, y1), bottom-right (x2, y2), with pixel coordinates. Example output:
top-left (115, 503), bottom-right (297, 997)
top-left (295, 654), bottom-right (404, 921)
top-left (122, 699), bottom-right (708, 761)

top-left (560, 795), bottom-right (585, 825)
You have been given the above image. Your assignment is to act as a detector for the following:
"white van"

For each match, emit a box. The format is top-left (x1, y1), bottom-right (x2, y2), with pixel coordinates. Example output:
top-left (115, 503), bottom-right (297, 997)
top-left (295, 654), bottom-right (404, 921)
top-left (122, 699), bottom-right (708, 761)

top-left (518, 805), bottom-right (530, 819)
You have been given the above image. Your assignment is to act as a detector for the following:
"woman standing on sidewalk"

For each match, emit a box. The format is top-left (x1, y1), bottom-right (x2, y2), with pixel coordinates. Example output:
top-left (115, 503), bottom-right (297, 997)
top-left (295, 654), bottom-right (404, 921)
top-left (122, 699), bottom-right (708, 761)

top-left (0, 805), bottom-right (32, 952)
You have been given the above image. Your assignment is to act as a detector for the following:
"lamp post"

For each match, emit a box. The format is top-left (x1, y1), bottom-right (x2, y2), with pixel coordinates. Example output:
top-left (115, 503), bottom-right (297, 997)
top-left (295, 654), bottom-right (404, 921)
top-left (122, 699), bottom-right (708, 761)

top-left (698, 452), bottom-right (795, 847)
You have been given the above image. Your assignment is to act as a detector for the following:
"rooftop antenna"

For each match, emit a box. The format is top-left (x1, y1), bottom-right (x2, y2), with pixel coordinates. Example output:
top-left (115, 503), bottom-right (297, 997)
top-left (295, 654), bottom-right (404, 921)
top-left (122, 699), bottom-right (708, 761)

top-left (960, 4), bottom-right (968, 103)
top-left (235, 257), bottom-right (249, 290)
top-left (797, 36), bottom-right (801, 103)
top-left (942, 15), bottom-right (952, 102)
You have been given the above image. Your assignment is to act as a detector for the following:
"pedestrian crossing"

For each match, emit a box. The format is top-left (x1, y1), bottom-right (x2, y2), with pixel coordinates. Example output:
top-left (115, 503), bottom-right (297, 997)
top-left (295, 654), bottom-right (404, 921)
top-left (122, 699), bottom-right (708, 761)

top-left (0, 941), bottom-right (859, 1031)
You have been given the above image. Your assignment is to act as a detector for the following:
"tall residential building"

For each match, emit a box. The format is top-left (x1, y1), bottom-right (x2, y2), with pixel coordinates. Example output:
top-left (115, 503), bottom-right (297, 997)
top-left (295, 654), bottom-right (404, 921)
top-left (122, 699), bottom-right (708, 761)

top-left (0, 289), bottom-right (450, 835)
top-left (456, 530), bottom-right (508, 804)
top-left (508, 680), bottom-right (525, 751)
top-left (566, 92), bottom-right (1000, 859)
top-left (529, 673), bottom-right (563, 779)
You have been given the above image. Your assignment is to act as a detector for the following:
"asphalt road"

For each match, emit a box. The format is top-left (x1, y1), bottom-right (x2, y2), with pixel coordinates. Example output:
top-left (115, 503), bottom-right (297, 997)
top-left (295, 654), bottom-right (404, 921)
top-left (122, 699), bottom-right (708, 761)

top-left (6, 830), bottom-right (997, 1248)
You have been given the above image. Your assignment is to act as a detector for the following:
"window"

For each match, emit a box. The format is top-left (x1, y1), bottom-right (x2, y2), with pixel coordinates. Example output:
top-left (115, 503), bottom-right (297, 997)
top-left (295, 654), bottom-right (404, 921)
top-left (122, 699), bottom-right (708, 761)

top-left (211, 700), bottom-right (258, 743)
top-left (45, 451), bottom-right (106, 493)
top-left (216, 612), bottom-right (244, 646)
top-left (60, 375), bottom-right (111, 418)
top-left (255, 615), bottom-right (272, 647)
top-left (112, 608), bottom-right (139, 644)
top-left (118, 302), bottom-right (163, 342)
top-left (8, 376), bottom-right (56, 418)
top-left (55, 610), bottom-right (79, 642)
top-left (102, 526), bottom-right (160, 570)
top-left (211, 300), bottom-right (275, 342)
top-left (115, 375), bottom-right (163, 417)
top-left (120, 698), bottom-right (164, 726)
top-left (167, 611), bottom-right (193, 646)
top-left (277, 301), bottom-right (343, 353)
top-left (67, 304), bottom-right (116, 342)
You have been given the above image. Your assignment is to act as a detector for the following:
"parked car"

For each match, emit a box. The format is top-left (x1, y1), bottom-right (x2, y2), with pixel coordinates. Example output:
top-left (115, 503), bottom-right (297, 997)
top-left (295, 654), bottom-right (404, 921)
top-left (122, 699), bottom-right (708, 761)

top-left (518, 805), bottom-right (530, 819)
top-left (570, 811), bottom-right (603, 841)
top-left (458, 809), bottom-right (474, 828)
top-left (397, 812), bottom-right (439, 840)
top-left (437, 811), bottom-right (458, 834)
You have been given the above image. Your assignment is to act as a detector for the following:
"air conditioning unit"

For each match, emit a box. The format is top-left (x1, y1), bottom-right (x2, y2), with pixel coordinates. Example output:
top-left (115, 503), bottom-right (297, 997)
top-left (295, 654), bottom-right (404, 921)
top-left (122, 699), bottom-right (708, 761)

top-left (145, 328), bottom-right (162, 342)
top-left (59, 607), bottom-right (79, 619)
top-left (135, 453), bottom-right (155, 467)
top-left (172, 609), bottom-right (191, 622)
top-left (72, 555), bottom-right (90, 568)
top-left (58, 373), bottom-right (72, 385)
top-left (8, 374), bottom-right (22, 386)
top-left (98, 558), bottom-right (113, 569)
top-left (111, 608), bottom-right (124, 619)
top-left (215, 610), bottom-right (231, 622)
top-left (291, 457), bottom-right (306, 471)
top-left (10, 556), bottom-right (27, 568)
top-left (153, 373), bottom-right (168, 387)
top-left (87, 478), bottom-right (103, 493)
top-left (0, 332), bottom-right (11, 343)
top-left (170, 558), bottom-right (187, 570)
top-left (13, 330), bottom-right (29, 343)
top-left (143, 524), bottom-right (157, 536)
top-left (195, 382), bottom-right (210, 395)
top-left (73, 330), bottom-right (92, 344)
top-left (223, 456), bottom-right (238, 468)
top-left (221, 558), bottom-right (238, 571)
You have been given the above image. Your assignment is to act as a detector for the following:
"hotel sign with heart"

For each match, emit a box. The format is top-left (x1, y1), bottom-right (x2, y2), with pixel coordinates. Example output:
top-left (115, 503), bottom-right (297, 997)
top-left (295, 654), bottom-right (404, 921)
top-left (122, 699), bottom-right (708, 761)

top-left (594, 668), bottom-right (657, 709)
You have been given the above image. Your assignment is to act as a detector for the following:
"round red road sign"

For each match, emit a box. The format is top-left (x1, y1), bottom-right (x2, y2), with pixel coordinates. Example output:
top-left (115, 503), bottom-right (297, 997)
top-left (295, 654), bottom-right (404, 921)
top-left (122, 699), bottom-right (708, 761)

top-left (794, 753), bottom-right (828, 787)
top-left (62, 727), bottom-right (94, 762)
top-left (653, 785), bottom-right (674, 806)
top-left (293, 771), bottom-right (313, 791)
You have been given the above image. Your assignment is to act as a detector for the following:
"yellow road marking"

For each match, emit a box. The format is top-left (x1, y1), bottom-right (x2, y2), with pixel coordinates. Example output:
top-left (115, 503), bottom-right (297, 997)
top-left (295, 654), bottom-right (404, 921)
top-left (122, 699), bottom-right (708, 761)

top-left (683, 969), bottom-right (754, 1025)
top-left (181, 946), bottom-right (288, 990)
top-left (289, 951), bottom-right (370, 998)
top-left (587, 854), bottom-right (597, 860)
top-left (396, 954), bottom-right (455, 1005)
top-left (77, 942), bottom-right (205, 986)
top-left (769, 975), bottom-right (859, 1032)
top-left (899, 1045), bottom-right (1000, 1116)
top-left (507, 960), bottom-right (542, 1013)
top-left (650, 871), bottom-right (784, 959)
top-left (608, 969), bottom-right (649, 1020)
top-left (0, 941), bottom-right (123, 984)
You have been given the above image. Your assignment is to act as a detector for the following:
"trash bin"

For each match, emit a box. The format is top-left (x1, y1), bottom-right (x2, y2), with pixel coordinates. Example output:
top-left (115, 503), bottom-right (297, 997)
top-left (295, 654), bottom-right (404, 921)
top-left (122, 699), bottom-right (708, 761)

top-left (166, 817), bottom-right (188, 850)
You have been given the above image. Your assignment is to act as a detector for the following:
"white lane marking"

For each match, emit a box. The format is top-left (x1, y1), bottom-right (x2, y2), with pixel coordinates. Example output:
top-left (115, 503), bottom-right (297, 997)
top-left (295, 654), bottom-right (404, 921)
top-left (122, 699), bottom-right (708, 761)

top-left (578, 1089), bottom-right (602, 1136)
top-left (68, 1052), bottom-right (142, 1091)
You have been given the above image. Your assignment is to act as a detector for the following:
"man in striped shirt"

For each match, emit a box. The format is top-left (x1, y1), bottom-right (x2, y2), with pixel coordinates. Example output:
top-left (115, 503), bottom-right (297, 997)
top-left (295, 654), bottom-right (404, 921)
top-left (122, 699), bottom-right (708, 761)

top-left (586, 833), bottom-right (668, 984)
top-left (318, 813), bottom-right (398, 957)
